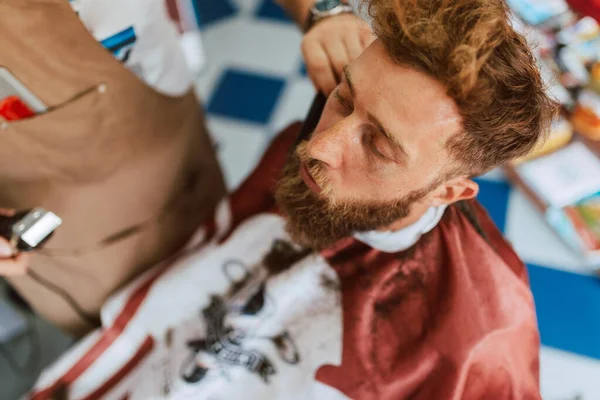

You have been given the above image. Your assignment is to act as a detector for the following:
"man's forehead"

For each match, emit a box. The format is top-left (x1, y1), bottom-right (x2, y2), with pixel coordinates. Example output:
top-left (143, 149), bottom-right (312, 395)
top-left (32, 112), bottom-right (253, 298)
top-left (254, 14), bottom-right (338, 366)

top-left (350, 40), bottom-right (462, 143)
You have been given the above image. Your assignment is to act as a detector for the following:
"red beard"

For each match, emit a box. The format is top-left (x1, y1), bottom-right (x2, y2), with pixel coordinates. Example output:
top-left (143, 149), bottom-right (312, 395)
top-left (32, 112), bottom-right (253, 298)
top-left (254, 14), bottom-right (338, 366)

top-left (274, 142), bottom-right (430, 250)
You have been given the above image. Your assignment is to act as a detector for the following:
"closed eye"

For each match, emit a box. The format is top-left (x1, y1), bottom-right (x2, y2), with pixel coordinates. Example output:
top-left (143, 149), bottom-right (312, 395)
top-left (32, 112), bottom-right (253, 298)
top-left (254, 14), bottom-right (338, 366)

top-left (334, 88), bottom-right (394, 162)
top-left (367, 133), bottom-right (393, 162)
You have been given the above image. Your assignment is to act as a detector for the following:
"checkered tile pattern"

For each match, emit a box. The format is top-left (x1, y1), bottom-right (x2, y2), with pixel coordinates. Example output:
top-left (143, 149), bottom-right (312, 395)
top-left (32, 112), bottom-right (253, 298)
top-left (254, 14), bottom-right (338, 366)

top-left (196, 1), bottom-right (600, 398)
top-left (208, 69), bottom-right (286, 124)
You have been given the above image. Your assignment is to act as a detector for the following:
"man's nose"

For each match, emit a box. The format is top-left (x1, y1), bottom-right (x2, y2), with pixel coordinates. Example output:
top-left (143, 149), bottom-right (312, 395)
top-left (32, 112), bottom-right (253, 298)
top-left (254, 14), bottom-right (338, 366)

top-left (306, 119), bottom-right (356, 170)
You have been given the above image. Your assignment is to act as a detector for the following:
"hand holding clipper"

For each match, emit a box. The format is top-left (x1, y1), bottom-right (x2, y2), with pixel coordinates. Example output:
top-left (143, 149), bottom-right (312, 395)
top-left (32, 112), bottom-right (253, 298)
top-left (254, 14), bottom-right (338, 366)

top-left (0, 208), bottom-right (61, 276)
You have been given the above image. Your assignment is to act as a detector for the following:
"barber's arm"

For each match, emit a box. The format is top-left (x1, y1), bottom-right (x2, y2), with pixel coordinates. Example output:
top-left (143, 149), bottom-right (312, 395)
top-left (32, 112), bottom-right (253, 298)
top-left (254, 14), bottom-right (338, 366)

top-left (277, 0), bottom-right (375, 95)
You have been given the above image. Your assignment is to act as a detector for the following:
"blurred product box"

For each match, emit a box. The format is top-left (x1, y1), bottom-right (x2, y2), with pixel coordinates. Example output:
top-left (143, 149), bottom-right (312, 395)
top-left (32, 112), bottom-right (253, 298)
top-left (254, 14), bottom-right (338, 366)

top-left (507, 143), bottom-right (600, 265)
top-left (507, 0), bottom-right (575, 28)
top-left (505, 1), bottom-right (600, 267)
top-left (572, 90), bottom-right (600, 139)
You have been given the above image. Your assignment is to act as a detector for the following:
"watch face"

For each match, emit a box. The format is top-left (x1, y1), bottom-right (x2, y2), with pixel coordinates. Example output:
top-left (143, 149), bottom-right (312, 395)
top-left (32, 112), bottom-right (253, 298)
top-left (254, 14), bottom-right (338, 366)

top-left (315, 0), bottom-right (341, 13)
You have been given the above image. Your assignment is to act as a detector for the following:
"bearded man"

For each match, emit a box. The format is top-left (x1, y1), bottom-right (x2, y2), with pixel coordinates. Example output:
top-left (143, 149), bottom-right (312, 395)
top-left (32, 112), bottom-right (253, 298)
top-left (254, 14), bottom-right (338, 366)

top-left (30, 0), bottom-right (556, 399)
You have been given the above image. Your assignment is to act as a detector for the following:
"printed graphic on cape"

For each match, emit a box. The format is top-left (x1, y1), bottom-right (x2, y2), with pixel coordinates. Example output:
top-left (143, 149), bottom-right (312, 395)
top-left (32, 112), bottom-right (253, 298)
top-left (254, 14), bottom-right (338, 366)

top-left (179, 239), bottom-right (310, 386)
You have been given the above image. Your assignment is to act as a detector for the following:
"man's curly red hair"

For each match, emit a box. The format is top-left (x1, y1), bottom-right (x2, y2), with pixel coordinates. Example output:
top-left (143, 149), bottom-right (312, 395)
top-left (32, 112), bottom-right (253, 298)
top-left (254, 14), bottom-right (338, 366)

top-left (365, 0), bottom-right (558, 175)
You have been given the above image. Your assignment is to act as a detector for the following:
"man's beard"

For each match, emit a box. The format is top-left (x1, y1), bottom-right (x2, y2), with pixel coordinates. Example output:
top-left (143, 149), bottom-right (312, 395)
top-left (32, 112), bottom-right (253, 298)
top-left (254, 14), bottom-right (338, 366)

top-left (274, 141), bottom-right (430, 250)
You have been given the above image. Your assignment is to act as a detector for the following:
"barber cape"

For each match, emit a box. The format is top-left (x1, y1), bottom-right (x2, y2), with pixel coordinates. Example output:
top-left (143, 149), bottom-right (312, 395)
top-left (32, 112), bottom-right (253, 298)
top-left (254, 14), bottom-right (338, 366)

top-left (30, 124), bottom-right (542, 400)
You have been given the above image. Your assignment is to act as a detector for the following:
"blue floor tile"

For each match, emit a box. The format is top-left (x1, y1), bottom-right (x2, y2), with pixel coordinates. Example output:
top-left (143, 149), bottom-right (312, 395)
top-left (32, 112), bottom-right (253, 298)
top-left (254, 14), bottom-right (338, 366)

top-left (299, 61), bottom-right (308, 77)
top-left (256, 0), bottom-right (292, 23)
top-left (528, 263), bottom-right (600, 360)
top-left (194, 0), bottom-right (237, 27)
top-left (475, 178), bottom-right (511, 233)
top-left (208, 69), bottom-right (286, 124)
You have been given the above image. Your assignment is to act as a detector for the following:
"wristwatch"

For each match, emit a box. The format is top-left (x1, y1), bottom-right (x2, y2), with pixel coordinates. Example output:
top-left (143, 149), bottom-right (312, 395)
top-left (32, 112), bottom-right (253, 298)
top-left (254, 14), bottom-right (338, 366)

top-left (304, 0), bottom-right (354, 32)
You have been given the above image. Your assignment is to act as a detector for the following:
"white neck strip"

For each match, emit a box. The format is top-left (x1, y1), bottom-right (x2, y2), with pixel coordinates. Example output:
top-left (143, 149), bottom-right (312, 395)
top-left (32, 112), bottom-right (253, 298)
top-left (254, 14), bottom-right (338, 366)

top-left (353, 205), bottom-right (448, 253)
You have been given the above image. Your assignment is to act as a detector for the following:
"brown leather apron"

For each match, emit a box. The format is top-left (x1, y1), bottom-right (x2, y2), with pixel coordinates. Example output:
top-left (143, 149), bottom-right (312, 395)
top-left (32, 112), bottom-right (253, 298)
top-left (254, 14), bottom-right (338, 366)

top-left (0, 0), bottom-right (226, 336)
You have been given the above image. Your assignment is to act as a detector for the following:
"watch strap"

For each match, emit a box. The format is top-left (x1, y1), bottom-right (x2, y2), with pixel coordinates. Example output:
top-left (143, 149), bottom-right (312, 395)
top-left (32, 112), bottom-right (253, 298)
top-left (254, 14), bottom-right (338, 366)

top-left (303, 1), bottom-right (354, 33)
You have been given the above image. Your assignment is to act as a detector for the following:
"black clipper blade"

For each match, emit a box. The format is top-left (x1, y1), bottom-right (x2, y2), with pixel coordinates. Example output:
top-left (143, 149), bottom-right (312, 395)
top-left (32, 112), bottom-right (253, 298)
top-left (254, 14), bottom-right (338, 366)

top-left (0, 208), bottom-right (62, 252)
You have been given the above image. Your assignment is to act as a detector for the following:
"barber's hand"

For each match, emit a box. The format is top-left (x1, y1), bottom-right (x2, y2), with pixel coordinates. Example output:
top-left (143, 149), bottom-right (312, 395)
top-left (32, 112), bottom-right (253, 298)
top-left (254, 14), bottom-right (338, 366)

top-left (0, 209), bottom-right (28, 276)
top-left (302, 13), bottom-right (375, 95)
top-left (0, 238), bottom-right (28, 276)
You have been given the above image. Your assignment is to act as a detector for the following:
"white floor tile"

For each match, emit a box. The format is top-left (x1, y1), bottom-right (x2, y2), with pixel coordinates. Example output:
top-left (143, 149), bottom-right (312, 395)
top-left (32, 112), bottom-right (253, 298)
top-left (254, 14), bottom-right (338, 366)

top-left (194, 63), bottom-right (225, 104)
top-left (269, 77), bottom-right (316, 137)
top-left (202, 18), bottom-right (303, 79)
top-left (207, 116), bottom-right (268, 190)
top-left (540, 346), bottom-right (600, 399)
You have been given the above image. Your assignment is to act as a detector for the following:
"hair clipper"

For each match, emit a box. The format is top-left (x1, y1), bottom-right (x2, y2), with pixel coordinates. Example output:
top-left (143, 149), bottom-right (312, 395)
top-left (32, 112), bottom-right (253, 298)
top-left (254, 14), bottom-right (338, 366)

top-left (0, 208), bottom-right (62, 252)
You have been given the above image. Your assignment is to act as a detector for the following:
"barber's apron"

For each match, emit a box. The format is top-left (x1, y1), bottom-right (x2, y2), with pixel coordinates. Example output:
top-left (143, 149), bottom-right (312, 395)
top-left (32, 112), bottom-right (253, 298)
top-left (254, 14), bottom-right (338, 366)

top-left (0, 0), bottom-right (225, 336)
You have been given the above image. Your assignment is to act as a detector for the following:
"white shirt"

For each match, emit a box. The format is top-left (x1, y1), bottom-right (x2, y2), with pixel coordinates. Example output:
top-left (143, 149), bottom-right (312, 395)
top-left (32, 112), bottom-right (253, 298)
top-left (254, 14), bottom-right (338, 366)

top-left (71, 0), bottom-right (193, 96)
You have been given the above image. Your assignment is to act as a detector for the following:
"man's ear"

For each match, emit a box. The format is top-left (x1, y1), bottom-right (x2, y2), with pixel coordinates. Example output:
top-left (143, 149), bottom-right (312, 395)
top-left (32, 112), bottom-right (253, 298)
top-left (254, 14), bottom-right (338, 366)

top-left (427, 178), bottom-right (479, 206)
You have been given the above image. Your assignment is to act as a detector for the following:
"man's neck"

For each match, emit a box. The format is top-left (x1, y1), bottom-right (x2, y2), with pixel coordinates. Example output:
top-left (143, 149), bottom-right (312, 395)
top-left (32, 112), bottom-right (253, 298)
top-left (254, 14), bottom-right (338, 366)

top-left (377, 202), bottom-right (432, 233)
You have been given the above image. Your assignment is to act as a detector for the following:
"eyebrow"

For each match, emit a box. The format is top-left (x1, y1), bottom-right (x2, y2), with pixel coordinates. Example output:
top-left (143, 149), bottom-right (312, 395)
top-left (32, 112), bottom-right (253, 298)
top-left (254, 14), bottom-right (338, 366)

top-left (343, 65), bottom-right (355, 98)
top-left (342, 65), bottom-right (408, 158)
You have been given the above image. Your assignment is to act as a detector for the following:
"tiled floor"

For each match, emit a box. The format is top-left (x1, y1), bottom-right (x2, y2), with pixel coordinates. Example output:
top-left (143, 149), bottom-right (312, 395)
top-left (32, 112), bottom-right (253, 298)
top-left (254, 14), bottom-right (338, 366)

top-left (1, 0), bottom-right (600, 398)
